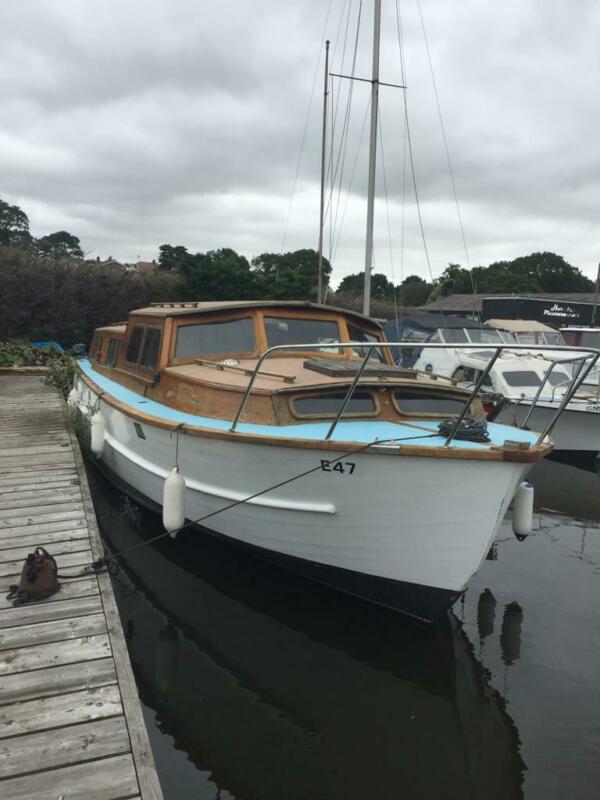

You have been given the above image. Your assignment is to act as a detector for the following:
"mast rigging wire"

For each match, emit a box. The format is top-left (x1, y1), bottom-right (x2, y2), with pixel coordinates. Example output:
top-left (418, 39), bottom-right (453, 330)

top-left (281, 0), bottom-right (333, 251)
top-left (414, 0), bottom-right (479, 318)
top-left (394, 0), bottom-right (434, 284)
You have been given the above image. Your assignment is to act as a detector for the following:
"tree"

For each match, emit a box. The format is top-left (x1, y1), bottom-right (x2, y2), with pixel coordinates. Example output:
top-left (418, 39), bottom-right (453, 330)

top-left (502, 252), bottom-right (593, 293)
top-left (0, 196), bottom-right (31, 247)
top-left (36, 231), bottom-right (83, 259)
top-left (177, 248), bottom-right (261, 301)
top-left (251, 249), bottom-right (331, 300)
top-left (158, 244), bottom-right (193, 271)
top-left (398, 275), bottom-right (432, 306)
top-left (336, 271), bottom-right (395, 302)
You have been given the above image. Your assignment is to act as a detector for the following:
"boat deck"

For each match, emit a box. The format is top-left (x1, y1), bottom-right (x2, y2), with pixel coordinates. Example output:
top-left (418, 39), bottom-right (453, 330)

top-left (79, 360), bottom-right (540, 450)
top-left (0, 374), bottom-right (163, 799)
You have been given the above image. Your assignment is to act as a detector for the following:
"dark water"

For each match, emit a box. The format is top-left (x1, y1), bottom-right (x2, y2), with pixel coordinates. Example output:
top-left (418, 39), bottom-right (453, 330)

top-left (88, 452), bottom-right (600, 800)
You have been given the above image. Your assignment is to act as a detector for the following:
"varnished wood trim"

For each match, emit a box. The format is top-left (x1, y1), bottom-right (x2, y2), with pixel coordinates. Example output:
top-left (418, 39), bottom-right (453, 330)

top-left (76, 365), bottom-right (551, 463)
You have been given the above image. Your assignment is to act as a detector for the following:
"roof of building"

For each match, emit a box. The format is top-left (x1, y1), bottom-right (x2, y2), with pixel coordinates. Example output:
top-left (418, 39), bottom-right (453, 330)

top-left (131, 300), bottom-right (383, 329)
top-left (383, 312), bottom-right (484, 332)
top-left (424, 293), bottom-right (598, 312)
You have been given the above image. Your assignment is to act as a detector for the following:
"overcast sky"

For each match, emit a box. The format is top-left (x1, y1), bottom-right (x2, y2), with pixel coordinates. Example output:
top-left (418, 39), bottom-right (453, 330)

top-left (1, 0), bottom-right (599, 287)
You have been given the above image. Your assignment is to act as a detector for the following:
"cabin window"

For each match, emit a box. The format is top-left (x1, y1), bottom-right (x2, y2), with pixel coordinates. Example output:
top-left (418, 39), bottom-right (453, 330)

top-left (126, 326), bottom-right (145, 363)
top-left (347, 325), bottom-right (385, 363)
top-left (393, 391), bottom-right (466, 416)
top-left (106, 339), bottom-right (120, 367)
top-left (580, 331), bottom-right (600, 347)
top-left (140, 328), bottom-right (161, 369)
top-left (175, 317), bottom-right (255, 357)
top-left (502, 370), bottom-right (542, 387)
top-left (454, 366), bottom-right (493, 389)
top-left (291, 391), bottom-right (376, 417)
top-left (265, 317), bottom-right (341, 350)
top-left (547, 371), bottom-right (571, 386)
top-left (94, 336), bottom-right (104, 361)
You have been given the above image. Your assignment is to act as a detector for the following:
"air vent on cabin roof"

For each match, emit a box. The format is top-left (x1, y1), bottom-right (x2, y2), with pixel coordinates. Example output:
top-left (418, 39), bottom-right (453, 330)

top-left (303, 358), bottom-right (413, 378)
top-left (149, 302), bottom-right (200, 308)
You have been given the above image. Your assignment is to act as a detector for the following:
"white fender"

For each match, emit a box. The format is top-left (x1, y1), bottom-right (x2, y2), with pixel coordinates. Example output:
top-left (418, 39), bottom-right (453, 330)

top-left (163, 466), bottom-right (186, 537)
top-left (67, 387), bottom-right (79, 408)
top-left (512, 481), bottom-right (534, 539)
top-left (90, 411), bottom-right (105, 456)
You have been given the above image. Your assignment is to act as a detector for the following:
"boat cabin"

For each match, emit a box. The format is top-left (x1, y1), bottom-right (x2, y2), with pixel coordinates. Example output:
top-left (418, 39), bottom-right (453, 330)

top-left (87, 301), bottom-right (483, 426)
top-left (561, 326), bottom-right (600, 348)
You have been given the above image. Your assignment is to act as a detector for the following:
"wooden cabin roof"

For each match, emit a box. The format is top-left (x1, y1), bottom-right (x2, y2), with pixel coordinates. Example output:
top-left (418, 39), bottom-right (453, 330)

top-left (95, 324), bottom-right (127, 335)
top-left (164, 357), bottom-right (455, 394)
top-left (131, 300), bottom-right (383, 329)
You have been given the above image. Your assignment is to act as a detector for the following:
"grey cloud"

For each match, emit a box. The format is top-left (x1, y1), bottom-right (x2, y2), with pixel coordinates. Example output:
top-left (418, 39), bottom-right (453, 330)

top-left (1, 0), bottom-right (599, 286)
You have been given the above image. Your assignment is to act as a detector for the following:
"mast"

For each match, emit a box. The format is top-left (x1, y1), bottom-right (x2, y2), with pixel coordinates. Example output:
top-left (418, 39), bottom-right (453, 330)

top-left (317, 40), bottom-right (330, 305)
top-left (592, 261), bottom-right (600, 327)
top-left (363, 0), bottom-right (382, 317)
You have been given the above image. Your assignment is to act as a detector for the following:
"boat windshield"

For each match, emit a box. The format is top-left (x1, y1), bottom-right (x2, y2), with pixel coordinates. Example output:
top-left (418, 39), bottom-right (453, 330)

top-left (438, 328), bottom-right (468, 343)
top-left (514, 332), bottom-right (566, 346)
top-left (264, 317), bottom-right (342, 352)
top-left (466, 329), bottom-right (505, 344)
top-left (175, 317), bottom-right (255, 357)
top-left (347, 325), bottom-right (385, 362)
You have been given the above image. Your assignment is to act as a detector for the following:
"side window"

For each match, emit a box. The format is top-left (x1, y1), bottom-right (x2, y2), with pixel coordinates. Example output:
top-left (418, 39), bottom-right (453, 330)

top-left (126, 326), bottom-right (145, 364)
top-left (140, 328), bottom-right (161, 370)
top-left (95, 336), bottom-right (104, 361)
top-left (106, 339), bottom-right (120, 367)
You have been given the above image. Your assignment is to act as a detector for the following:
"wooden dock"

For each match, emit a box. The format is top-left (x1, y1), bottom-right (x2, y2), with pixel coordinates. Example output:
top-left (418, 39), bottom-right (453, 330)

top-left (0, 374), bottom-right (163, 799)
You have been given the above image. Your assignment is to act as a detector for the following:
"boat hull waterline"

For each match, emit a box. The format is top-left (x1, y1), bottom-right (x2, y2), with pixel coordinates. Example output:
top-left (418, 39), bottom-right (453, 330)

top-left (75, 368), bottom-right (532, 621)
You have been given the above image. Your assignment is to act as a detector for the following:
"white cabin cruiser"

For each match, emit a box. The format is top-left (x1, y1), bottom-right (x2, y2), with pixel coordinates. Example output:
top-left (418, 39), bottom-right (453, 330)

top-left (399, 318), bottom-right (600, 452)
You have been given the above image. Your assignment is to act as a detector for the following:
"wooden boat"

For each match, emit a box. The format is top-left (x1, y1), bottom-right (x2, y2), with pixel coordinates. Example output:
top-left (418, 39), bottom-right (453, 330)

top-left (74, 299), bottom-right (551, 622)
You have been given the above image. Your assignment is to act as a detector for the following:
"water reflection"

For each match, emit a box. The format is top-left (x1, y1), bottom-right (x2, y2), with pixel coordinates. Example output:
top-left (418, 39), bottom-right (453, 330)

top-left (477, 588), bottom-right (497, 644)
top-left (90, 467), bottom-right (525, 800)
top-left (500, 603), bottom-right (523, 667)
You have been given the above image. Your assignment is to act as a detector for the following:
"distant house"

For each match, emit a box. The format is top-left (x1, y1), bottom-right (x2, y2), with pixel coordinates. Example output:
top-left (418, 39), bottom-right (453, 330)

top-left (85, 256), bottom-right (126, 272)
top-left (134, 260), bottom-right (158, 274)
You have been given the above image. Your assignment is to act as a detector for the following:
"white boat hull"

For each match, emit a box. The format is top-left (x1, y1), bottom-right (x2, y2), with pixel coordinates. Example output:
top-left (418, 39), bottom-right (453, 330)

top-left (76, 376), bottom-right (531, 621)
top-left (497, 402), bottom-right (600, 452)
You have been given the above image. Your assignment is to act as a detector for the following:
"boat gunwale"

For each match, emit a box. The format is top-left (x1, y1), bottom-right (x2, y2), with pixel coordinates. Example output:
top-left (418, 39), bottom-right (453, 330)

top-left (75, 363), bottom-right (551, 463)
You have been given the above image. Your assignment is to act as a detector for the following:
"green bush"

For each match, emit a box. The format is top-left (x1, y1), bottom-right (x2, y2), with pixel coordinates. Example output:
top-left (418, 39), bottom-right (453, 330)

top-left (0, 339), bottom-right (75, 398)
top-left (44, 356), bottom-right (75, 399)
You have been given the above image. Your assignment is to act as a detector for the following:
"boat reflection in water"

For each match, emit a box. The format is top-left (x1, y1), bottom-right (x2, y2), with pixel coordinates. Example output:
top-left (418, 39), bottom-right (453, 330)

top-left (92, 468), bottom-right (525, 800)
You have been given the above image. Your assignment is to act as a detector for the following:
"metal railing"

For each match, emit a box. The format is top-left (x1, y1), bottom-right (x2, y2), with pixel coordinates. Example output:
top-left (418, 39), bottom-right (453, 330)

top-left (228, 342), bottom-right (600, 447)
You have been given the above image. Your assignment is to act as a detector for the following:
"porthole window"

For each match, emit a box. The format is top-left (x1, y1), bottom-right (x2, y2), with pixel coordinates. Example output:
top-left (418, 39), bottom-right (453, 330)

top-left (292, 392), bottom-right (376, 417)
top-left (393, 391), bottom-right (466, 416)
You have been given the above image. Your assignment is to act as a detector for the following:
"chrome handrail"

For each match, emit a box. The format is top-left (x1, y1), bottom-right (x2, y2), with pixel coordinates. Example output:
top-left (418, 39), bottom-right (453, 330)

top-left (522, 356), bottom-right (587, 426)
top-left (228, 342), bottom-right (600, 446)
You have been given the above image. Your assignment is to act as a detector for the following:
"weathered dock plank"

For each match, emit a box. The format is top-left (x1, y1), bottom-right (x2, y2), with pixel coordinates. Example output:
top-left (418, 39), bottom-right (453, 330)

top-left (0, 753), bottom-right (139, 800)
top-left (0, 374), bottom-right (163, 799)
top-left (0, 658), bottom-right (116, 704)
top-left (0, 715), bottom-right (130, 779)
top-left (0, 594), bottom-right (103, 630)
